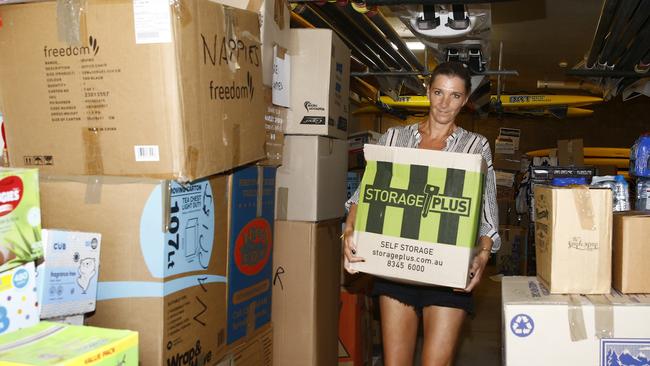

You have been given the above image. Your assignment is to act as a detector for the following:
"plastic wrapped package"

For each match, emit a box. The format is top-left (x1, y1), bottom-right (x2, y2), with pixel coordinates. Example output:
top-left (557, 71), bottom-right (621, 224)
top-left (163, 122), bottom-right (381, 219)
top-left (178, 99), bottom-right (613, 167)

top-left (590, 175), bottom-right (630, 212)
top-left (636, 177), bottom-right (650, 211)
top-left (630, 135), bottom-right (650, 177)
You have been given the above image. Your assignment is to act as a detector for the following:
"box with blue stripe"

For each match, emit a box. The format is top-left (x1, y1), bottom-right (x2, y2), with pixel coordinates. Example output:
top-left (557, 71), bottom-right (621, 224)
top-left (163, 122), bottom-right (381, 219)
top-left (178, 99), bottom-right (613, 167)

top-left (350, 144), bottom-right (487, 288)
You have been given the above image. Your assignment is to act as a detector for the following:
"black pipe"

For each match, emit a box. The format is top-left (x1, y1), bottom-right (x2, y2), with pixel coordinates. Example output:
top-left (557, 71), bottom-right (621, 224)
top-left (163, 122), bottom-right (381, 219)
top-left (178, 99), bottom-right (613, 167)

top-left (308, 4), bottom-right (393, 71)
top-left (608, 2), bottom-right (650, 65)
top-left (352, 70), bottom-right (519, 76)
top-left (367, 12), bottom-right (425, 72)
top-left (616, 21), bottom-right (650, 70)
top-left (332, 5), bottom-right (405, 70)
top-left (598, 0), bottom-right (641, 66)
top-left (340, 5), bottom-right (416, 71)
top-left (296, 4), bottom-right (386, 71)
top-left (587, 0), bottom-right (620, 68)
top-left (566, 69), bottom-right (650, 78)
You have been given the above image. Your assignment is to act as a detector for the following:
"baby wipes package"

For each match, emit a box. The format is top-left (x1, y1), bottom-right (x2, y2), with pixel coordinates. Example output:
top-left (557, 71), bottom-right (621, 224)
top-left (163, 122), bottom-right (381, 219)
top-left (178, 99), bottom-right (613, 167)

top-left (37, 229), bottom-right (102, 319)
top-left (0, 262), bottom-right (39, 335)
top-left (0, 168), bottom-right (42, 273)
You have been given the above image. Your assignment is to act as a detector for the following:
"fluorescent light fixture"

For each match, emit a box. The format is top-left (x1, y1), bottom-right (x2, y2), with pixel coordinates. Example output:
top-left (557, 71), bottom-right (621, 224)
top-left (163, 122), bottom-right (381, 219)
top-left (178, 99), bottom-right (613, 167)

top-left (390, 42), bottom-right (398, 50)
top-left (406, 41), bottom-right (425, 50)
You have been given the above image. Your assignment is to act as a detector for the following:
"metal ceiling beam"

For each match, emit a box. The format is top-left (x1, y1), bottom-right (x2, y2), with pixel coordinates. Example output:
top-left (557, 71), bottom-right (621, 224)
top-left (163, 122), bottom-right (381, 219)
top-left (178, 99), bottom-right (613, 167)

top-left (565, 69), bottom-right (650, 78)
top-left (361, 0), bottom-right (517, 4)
top-left (586, 0), bottom-right (620, 68)
top-left (366, 12), bottom-right (426, 72)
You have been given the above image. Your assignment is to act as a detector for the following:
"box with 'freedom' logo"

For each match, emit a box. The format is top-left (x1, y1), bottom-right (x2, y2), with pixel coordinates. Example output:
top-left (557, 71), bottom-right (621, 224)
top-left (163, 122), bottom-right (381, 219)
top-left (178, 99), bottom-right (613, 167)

top-left (350, 145), bottom-right (487, 288)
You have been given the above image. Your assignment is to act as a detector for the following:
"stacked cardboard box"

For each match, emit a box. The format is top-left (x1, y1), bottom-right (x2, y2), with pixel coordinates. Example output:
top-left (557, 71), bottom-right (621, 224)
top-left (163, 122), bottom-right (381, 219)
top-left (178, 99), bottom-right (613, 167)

top-left (272, 28), bottom-right (350, 366)
top-left (0, 0), bottom-right (279, 364)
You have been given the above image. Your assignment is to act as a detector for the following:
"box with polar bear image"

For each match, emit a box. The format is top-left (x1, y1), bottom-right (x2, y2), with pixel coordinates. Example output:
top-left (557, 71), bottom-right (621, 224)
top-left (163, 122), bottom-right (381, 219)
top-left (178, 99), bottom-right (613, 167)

top-left (37, 229), bottom-right (101, 319)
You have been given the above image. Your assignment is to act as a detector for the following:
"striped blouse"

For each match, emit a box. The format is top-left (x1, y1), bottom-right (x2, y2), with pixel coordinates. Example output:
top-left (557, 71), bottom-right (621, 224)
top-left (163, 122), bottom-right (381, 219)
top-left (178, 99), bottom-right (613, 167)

top-left (346, 123), bottom-right (501, 252)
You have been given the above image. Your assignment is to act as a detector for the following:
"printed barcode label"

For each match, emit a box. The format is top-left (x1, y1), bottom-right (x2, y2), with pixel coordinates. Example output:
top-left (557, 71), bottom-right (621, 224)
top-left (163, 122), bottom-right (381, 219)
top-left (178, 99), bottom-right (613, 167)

top-left (133, 0), bottom-right (172, 44)
top-left (134, 145), bottom-right (160, 162)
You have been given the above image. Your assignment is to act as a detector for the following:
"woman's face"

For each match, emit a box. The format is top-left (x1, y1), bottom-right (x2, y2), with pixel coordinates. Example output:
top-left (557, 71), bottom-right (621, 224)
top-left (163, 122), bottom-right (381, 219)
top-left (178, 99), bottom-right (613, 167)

top-left (428, 74), bottom-right (469, 125)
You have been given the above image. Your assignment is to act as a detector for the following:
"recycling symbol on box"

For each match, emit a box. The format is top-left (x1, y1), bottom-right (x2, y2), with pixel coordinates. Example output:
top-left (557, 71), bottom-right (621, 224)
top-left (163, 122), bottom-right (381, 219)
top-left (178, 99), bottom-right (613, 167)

top-left (510, 313), bottom-right (534, 337)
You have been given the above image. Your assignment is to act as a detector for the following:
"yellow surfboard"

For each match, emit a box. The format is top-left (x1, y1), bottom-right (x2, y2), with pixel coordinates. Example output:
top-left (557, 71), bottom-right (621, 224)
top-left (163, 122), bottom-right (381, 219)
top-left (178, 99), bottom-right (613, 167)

top-left (526, 147), bottom-right (630, 158)
top-left (490, 95), bottom-right (604, 108)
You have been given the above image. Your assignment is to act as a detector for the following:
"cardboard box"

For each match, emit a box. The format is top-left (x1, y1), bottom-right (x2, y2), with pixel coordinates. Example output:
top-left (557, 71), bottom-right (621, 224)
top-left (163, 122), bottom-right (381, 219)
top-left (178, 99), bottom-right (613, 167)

top-left (494, 153), bottom-right (523, 172)
top-left (216, 324), bottom-right (273, 366)
top-left (0, 1), bottom-right (265, 182)
top-left (350, 144), bottom-right (487, 288)
top-left (0, 168), bottom-right (42, 273)
top-left (0, 321), bottom-right (138, 365)
top-left (534, 186), bottom-right (612, 294)
top-left (37, 229), bottom-right (101, 319)
top-left (273, 219), bottom-right (341, 366)
top-left (216, 0), bottom-right (290, 88)
top-left (558, 139), bottom-right (585, 166)
top-left (287, 29), bottom-right (350, 139)
top-left (497, 226), bottom-right (526, 275)
top-left (338, 289), bottom-right (372, 366)
top-left (0, 262), bottom-right (39, 335)
top-left (39, 166), bottom-right (276, 365)
top-left (348, 131), bottom-right (382, 152)
top-left (613, 212), bottom-right (650, 293)
top-left (503, 276), bottom-right (650, 366)
top-left (276, 136), bottom-right (347, 221)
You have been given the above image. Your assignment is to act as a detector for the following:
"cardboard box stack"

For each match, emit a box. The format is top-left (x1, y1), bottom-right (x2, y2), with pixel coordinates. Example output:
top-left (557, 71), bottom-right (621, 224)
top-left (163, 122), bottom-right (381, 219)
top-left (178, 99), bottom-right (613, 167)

top-left (0, 0), bottom-right (286, 364)
top-left (272, 28), bottom-right (350, 366)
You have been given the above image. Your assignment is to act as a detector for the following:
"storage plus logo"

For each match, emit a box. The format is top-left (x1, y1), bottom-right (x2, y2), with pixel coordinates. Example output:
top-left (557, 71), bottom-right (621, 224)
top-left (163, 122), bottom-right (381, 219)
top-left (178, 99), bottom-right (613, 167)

top-left (363, 184), bottom-right (471, 218)
top-left (44, 35), bottom-right (99, 58)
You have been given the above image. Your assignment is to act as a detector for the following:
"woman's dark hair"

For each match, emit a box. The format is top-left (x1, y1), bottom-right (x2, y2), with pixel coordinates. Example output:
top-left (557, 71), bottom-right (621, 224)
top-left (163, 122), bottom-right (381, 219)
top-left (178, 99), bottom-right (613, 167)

top-left (428, 61), bottom-right (472, 94)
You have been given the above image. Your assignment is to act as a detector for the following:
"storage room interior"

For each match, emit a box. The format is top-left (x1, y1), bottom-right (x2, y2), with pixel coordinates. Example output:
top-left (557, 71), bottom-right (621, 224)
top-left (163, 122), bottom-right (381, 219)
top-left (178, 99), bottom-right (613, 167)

top-left (0, 0), bottom-right (649, 365)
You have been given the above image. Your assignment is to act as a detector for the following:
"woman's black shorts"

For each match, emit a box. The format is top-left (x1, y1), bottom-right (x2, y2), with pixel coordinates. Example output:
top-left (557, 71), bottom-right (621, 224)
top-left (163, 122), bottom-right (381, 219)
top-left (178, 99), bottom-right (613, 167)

top-left (372, 277), bottom-right (474, 316)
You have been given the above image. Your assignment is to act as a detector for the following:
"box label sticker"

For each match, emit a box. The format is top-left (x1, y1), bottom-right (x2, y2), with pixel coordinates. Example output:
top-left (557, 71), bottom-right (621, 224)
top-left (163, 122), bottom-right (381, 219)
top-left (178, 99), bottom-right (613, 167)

top-left (300, 116), bottom-right (326, 125)
top-left (134, 145), bottom-right (160, 162)
top-left (140, 180), bottom-right (214, 278)
top-left (510, 313), bottom-right (534, 337)
top-left (133, 0), bottom-right (172, 44)
top-left (600, 338), bottom-right (650, 366)
top-left (271, 46), bottom-right (290, 108)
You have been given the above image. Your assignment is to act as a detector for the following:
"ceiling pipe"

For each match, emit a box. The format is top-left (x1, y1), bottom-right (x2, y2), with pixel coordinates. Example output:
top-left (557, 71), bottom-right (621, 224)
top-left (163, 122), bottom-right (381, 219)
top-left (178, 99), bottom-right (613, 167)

top-left (616, 22), bottom-right (650, 70)
top-left (597, 0), bottom-right (641, 66)
top-left (607, 1), bottom-right (650, 66)
top-left (333, 5), bottom-right (410, 70)
top-left (565, 69), bottom-right (650, 78)
top-left (586, 0), bottom-right (620, 68)
top-left (362, 0), bottom-right (516, 4)
top-left (536, 80), bottom-right (604, 95)
top-left (294, 4), bottom-right (385, 70)
top-left (306, 3), bottom-right (393, 71)
top-left (365, 11), bottom-right (426, 72)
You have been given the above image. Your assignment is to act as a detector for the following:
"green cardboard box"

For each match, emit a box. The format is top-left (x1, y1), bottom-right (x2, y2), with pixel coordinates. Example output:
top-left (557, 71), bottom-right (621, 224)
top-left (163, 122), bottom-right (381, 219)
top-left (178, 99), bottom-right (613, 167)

top-left (0, 168), bottom-right (42, 273)
top-left (350, 145), bottom-right (487, 288)
top-left (0, 321), bottom-right (138, 365)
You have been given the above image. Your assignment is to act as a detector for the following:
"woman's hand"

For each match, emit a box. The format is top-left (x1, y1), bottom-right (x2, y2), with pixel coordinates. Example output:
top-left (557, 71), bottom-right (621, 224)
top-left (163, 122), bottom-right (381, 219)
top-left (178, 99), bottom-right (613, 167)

top-left (343, 204), bottom-right (364, 274)
top-left (464, 236), bottom-right (493, 292)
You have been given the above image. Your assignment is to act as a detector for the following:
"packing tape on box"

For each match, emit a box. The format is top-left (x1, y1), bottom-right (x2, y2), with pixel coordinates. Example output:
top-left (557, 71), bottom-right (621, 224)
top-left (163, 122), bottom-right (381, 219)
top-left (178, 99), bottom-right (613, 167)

top-left (84, 176), bottom-right (103, 204)
top-left (232, 123), bottom-right (241, 169)
top-left (257, 167), bottom-right (264, 217)
top-left (246, 301), bottom-right (257, 337)
top-left (567, 294), bottom-right (614, 342)
top-left (186, 147), bottom-right (200, 184)
top-left (83, 128), bottom-right (104, 176)
top-left (586, 294), bottom-right (614, 339)
top-left (274, 0), bottom-right (288, 29)
top-left (572, 187), bottom-right (596, 231)
top-left (163, 180), bottom-right (172, 232)
top-left (170, 0), bottom-right (190, 23)
top-left (567, 294), bottom-right (588, 341)
top-left (276, 187), bottom-right (288, 220)
top-left (56, 0), bottom-right (87, 46)
top-left (247, 0), bottom-right (264, 12)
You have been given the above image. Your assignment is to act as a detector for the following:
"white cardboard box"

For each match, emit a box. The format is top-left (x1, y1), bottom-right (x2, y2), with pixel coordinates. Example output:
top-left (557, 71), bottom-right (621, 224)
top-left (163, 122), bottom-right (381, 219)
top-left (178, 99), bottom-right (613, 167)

top-left (287, 29), bottom-right (350, 139)
top-left (276, 136), bottom-right (347, 221)
top-left (0, 262), bottom-right (39, 335)
top-left (37, 229), bottom-right (102, 319)
top-left (503, 276), bottom-right (650, 366)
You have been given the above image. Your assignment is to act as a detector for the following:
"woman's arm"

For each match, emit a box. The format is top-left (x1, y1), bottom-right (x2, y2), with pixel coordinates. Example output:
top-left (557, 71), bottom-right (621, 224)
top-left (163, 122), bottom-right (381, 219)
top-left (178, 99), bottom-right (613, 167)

top-left (343, 204), bottom-right (364, 273)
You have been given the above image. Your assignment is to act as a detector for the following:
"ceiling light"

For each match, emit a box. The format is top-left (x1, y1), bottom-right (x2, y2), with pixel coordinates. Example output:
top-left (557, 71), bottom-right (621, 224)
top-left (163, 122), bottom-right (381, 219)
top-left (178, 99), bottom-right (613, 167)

top-left (558, 61), bottom-right (568, 68)
top-left (390, 42), bottom-right (398, 50)
top-left (406, 41), bottom-right (425, 50)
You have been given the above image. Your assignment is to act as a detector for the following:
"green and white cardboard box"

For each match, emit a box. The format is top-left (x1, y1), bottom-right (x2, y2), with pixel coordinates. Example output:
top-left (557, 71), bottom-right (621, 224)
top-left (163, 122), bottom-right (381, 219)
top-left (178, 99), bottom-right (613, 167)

top-left (350, 144), bottom-right (487, 288)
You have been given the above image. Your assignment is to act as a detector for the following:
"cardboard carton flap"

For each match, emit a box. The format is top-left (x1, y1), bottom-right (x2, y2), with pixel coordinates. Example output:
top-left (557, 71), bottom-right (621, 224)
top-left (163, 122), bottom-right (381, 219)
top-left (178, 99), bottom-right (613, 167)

top-left (363, 144), bottom-right (486, 173)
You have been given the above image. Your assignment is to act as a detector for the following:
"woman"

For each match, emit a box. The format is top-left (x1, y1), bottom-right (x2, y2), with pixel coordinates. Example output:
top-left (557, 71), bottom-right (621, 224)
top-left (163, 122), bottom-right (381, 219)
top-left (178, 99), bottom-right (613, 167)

top-left (343, 61), bottom-right (500, 366)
